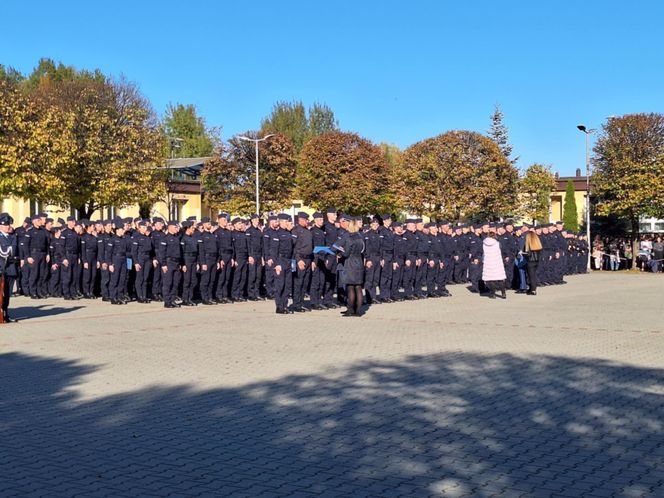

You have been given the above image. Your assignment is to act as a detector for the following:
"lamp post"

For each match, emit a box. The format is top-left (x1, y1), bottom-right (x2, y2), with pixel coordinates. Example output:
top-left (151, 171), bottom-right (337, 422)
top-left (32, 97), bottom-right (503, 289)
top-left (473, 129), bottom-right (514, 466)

top-left (238, 134), bottom-right (274, 214)
top-left (577, 125), bottom-right (596, 270)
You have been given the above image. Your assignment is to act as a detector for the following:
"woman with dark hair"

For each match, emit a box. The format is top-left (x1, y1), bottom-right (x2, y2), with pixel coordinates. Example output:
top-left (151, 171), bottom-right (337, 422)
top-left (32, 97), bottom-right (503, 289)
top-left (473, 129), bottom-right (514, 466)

top-left (524, 231), bottom-right (543, 295)
top-left (334, 217), bottom-right (365, 317)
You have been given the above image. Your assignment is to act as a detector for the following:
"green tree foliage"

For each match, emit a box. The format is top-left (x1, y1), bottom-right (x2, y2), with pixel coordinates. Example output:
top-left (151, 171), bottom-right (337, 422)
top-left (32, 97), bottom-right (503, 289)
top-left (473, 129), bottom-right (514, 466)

top-left (261, 100), bottom-right (338, 152)
top-left (488, 104), bottom-right (517, 164)
top-left (297, 132), bottom-right (392, 214)
top-left (518, 163), bottom-right (556, 224)
top-left (0, 64), bottom-right (24, 85)
top-left (593, 113), bottom-right (664, 264)
top-left (562, 179), bottom-right (579, 231)
top-left (400, 131), bottom-right (519, 221)
top-left (202, 132), bottom-right (296, 214)
top-left (162, 103), bottom-right (220, 158)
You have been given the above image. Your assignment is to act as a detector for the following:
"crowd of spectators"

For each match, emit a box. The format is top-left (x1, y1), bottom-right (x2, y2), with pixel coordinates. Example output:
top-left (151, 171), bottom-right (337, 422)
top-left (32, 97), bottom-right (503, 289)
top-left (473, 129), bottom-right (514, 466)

top-left (592, 234), bottom-right (664, 272)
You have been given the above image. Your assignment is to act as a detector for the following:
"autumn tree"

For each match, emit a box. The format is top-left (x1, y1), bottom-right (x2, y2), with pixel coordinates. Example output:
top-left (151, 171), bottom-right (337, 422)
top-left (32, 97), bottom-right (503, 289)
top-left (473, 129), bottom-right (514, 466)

top-left (400, 131), bottom-right (519, 221)
top-left (488, 104), bottom-right (518, 164)
top-left (518, 163), bottom-right (556, 224)
top-left (593, 113), bottom-right (664, 265)
top-left (26, 64), bottom-right (167, 218)
top-left (202, 132), bottom-right (296, 214)
top-left (297, 132), bottom-right (393, 215)
top-left (562, 179), bottom-right (579, 231)
top-left (162, 103), bottom-right (220, 158)
top-left (261, 101), bottom-right (338, 152)
top-left (0, 81), bottom-right (74, 203)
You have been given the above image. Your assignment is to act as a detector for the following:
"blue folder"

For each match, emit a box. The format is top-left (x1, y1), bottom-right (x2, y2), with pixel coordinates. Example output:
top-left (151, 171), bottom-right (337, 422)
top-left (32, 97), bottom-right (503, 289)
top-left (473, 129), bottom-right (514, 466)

top-left (313, 246), bottom-right (335, 255)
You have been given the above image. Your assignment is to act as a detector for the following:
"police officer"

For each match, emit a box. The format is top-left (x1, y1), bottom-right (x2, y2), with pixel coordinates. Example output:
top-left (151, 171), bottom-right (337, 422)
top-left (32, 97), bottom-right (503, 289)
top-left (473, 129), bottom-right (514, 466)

top-left (292, 211), bottom-right (313, 312)
top-left (131, 221), bottom-right (154, 303)
top-left (230, 218), bottom-right (249, 301)
top-left (0, 213), bottom-right (18, 322)
top-left (60, 216), bottom-right (81, 301)
top-left (270, 213), bottom-right (295, 314)
top-left (363, 217), bottom-right (381, 304)
top-left (262, 215), bottom-right (279, 299)
top-left (198, 217), bottom-right (218, 305)
top-left (80, 221), bottom-right (99, 299)
top-left (246, 214), bottom-right (263, 301)
top-left (15, 217), bottom-right (31, 296)
top-left (391, 222), bottom-right (407, 300)
top-left (322, 208), bottom-right (340, 308)
top-left (215, 214), bottom-right (234, 304)
top-left (377, 214), bottom-right (395, 302)
top-left (309, 212), bottom-right (326, 310)
top-left (158, 221), bottom-right (183, 309)
top-left (108, 220), bottom-right (129, 305)
top-left (180, 220), bottom-right (199, 306)
top-left (401, 219), bottom-right (419, 300)
top-left (99, 220), bottom-right (113, 301)
top-left (150, 217), bottom-right (166, 301)
top-left (49, 225), bottom-right (65, 298)
top-left (25, 214), bottom-right (50, 299)
top-left (468, 224), bottom-right (483, 293)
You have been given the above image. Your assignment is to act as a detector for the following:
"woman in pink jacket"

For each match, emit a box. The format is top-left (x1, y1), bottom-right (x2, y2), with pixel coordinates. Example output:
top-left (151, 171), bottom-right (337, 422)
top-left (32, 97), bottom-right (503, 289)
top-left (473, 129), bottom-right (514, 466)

top-left (482, 232), bottom-right (507, 299)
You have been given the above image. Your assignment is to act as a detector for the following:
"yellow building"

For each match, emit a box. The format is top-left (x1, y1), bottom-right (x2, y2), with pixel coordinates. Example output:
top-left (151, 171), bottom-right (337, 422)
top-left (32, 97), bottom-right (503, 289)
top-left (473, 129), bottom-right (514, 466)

top-left (549, 169), bottom-right (589, 226)
top-left (1, 157), bottom-right (210, 223)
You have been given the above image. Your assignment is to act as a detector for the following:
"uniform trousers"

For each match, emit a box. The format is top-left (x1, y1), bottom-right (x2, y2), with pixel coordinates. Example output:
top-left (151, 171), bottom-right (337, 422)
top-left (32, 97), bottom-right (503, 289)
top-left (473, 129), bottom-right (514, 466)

top-left (216, 254), bottom-right (233, 299)
top-left (453, 260), bottom-right (469, 283)
top-left (323, 256), bottom-right (337, 305)
top-left (199, 256), bottom-right (218, 302)
top-left (468, 260), bottom-right (482, 292)
top-left (109, 257), bottom-right (127, 300)
top-left (379, 255), bottom-right (393, 299)
top-left (182, 256), bottom-right (198, 303)
top-left (293, 258), bottom-right (312, 307)
top-left (247, 258), bottom-right (261, 299)
top-left (309, 258), bottom-right (325, 305)
top-left (161, 260), bottom-right (181, 306)
top-left (274, 258), bottom-right (293, 311)
top-left (415, 257), bottom-right (428, 296)
top-left (27, 252), bottom-right (47, 297)
top-left (426, 258), bottom-right (439, 295)
top-left (391, 257), bottom-right (405, 298)
top-left (82, 259), bottom-right (97, 296)
top-left (49, 265), bottom-right (62, 296)
top-left (134, 256), bottom-right (152, 300)
top-left (152, 259), bottom-right (163, 298)
top-left (231, 256), bottom-right (248, 299)
top-left (401, 257), bottom-right (417, 297)
top-left (363, 256), bottom-right (381, 302)
top-left (61, 255), bottom-right (79, 298)
top-left (100, 267), bottom-right (110, 299)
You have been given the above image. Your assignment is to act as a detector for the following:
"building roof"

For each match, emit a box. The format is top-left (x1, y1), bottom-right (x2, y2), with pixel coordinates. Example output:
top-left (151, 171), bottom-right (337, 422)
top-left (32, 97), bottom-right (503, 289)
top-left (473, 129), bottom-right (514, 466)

top-left (554, 169), bottom-right (590, 192)
top-left (165, 157), bottom-right (212, 178)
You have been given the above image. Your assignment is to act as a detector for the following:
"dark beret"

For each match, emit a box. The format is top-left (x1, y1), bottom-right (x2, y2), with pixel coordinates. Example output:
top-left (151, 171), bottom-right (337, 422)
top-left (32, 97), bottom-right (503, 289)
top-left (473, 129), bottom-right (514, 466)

top-left (392, 222), bottom-right (402, 228)
top-left (167, 221), bottom-right (179, 227)
top-left (23, 217), bottom-right (32, 224)
top-left (201, 217), bottom-right (211, 223)
top-left (152, 217), bottom-right (164, 224)
top-left (45, 218), bottom-right (54, 224)
top-left (325, 207), bottom-right (336, 214)
top-left (268, 215), bottom-right (278, 221)
top-left (297, 211), bottom-right (309, 220)
top-left (312, 212), bottom-right (323, 219)
top-left (231, 217), bottom-right (242, 225)
top-left (181, 221), bottom-right (193, 228)
top-left (250, 214), bottom-right (259, 220)
top-left (277, 213), bottom-right (291, 221)
top-left (66, 216), bottom-right (76, 222)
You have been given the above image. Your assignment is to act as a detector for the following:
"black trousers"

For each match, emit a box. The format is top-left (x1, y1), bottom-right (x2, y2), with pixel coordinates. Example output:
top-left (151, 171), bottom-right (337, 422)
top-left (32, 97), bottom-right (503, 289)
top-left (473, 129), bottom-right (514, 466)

top-left (49, 265), bottom-right (62, 296)
top-left (162, 261), bottom-right (181, 305)
top-left (391, 257), bottom-right (404, 297)
top-left (182, 257), bottom-right (198, 302)
top-left (109, 258), bottom-right (127, 300)
top-left (379, 255), bottom-right (393, 299)
top-left (415, 258), bottom-right (428, 296)
top-left (426, 258), bottom-right (439, 294)
top-left (152, 260), bottom-right (163, 298)
top-left (134, 257), bottom-right (152, 300)
top-left (82, 259), bottom-right (97, 296)
top-left (363, 256), bottom-right (380, 301)
top-left (323, 256), bottom-right (337, 305)
top-left (468, 260), bottom-right (482, 292)
top-left (293, 259), bottom-right (312, 307)
top-left (247, 258), bottom-right (261, 299)
top-left (309, 258), bottom-right (325, 304)
top-left (453, 260), bottom-right (468, 283)
top-left (61, 256), bottom-right (79, 298)
top-left (526, 260), bottom-right (539, 292)
top-left (402, 257), bottom-right (417, 297)
top-left (27, 253), bottom-right (47, 296)
top-left (2, 276), bottom-right (14, 315)
top-left (100, 267), bottom-right (111, 298)
top-left (274, 258), bottom-right (292, 310)
top-left (199, 257), bottom-right (218, 301)
top-left (231, 256), bottom-right (248, 299)
top-left (216, 255), bottom-right (233, 299)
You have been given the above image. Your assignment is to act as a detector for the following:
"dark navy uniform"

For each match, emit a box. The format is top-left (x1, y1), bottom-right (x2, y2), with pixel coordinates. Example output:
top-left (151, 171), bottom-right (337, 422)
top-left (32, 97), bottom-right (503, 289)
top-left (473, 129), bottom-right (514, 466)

top-left (415, 228), bottom-right (430, 298)
top-left (401, 226), bottom-right (418, 299)
top-left (262, 222), bottom-right (278, 299)
top-left (198, 229), bottom-right (219, 304)
top-left (150, 227), bottom-right (165, 300)
top-left (309, 218), bottom-right (326, 307)
top-left (363, 225), bottom-right (381, 303)
top-left (49, 232), bottom-right (65, 297)
top-left (323, 219), bottom-right (338, 306)
top-left (269, 223), bottom-right (295, 313)
top-left (80, 231), bottom-right (99, 298)
top-left (108, 233), bottom-right (129, 303)
top-left (215, 227), bottom-right (234, 301)
top-left (378, 222), bottom-right (395, 301)
top-left (231, 225), bottom-right (249, 301)
top-left (246, 223), bottom-right (263, 300)
top-left (180, 229), bottom-right (200, 305)
top-left (0, 214), bottom-right (18, 320)
top-left (292, 215), bottom-right (313, 311)
top-left (131, 231), bottom-right (153, 302)
top-left (157, 229), bottom-right (183, 308)
top-left (468, 231), bottom-right (483, 292)
top-left (391, 227), bottom-right (408, 299)
top-left (25, 223), bottom-right (49, 298)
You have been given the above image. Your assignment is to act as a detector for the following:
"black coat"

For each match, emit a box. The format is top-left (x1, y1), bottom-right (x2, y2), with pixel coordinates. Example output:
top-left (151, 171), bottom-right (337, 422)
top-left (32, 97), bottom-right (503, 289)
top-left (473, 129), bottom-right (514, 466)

top-left (336, 232), bottom-right (365, 285)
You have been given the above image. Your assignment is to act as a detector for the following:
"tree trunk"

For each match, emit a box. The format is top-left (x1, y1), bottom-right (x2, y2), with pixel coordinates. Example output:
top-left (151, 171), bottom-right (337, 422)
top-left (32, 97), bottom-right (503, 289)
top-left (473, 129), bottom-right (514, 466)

top-left (77, 203), bottom-right (96, 220)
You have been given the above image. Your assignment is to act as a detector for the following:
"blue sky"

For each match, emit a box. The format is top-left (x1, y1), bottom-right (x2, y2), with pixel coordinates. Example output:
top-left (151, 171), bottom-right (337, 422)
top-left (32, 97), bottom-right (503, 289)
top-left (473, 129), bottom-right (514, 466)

top-left (2, 1), bottom-right (663, 175)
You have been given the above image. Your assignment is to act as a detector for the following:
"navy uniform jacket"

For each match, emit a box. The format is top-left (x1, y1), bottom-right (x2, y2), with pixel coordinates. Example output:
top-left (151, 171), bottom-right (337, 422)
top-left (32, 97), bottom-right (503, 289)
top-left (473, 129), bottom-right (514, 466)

top-left (60, 228), bottom-right (81, 259)
top-left (50, 236), bottom-right (66, 266)
top-left (269, 230), bottom-right (295, 263)
top-left (393, 233), bottom-right (409, 259)
top-left (246, 226), bottom-right (263, 259)
top-left (199, 231), bottom-right (218, 260)
top-left (131, 233), bottom-right (153, 261)
top-left (311, 226), bottom-right (326, 261)
top-left (216, 228), bottom-right (234, 258)
top-left (157, 234), bottom-right (183, 264)
top-left (262, 227), bottom-right (277, 261)
top-left (402, 230), bottom-right (418, 258)
top-left (25, 226), bottom-right (49, 255)
top-left (0, 232), bottom-right (18, 277)
top-left (232, 231), bottom-right (249, 259)
top-left (15, 226), bottom-right (28, 260)
top-left (150, 230), bottom-right (166, 262)
top-left (110, 235), bottom-right (129, 262)
top-left (363, 229), bottom-right (381, 258)
top-left (468, 233), bottom-right (482, 260)
top-left (292, 225), bottom-right (313, 261)
top-left (97, 233), bottom-right (108, 263)
top-left (181, 234), bottom-right (200, 265)
top-left (81, 233), bottom-right (98, 264)
top-left (323, 222), bottom-right (338, 247)
top-left (378, 226), bottom-right (395, 257)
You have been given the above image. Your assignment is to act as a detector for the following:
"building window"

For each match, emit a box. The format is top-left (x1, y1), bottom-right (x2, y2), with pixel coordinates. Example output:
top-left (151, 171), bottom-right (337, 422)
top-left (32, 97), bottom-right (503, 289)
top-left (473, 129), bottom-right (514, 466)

top-left (654, 222), bottom-right (664, 232)
top-left (640, 223), bottom-right (652, 233)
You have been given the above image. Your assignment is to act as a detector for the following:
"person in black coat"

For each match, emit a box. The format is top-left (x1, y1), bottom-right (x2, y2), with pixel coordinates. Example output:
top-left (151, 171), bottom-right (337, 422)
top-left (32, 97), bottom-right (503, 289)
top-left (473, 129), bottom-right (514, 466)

top-left (0, 213), bottom-right (19, 322)
top-left (334, 217), bottom-right (365, 317)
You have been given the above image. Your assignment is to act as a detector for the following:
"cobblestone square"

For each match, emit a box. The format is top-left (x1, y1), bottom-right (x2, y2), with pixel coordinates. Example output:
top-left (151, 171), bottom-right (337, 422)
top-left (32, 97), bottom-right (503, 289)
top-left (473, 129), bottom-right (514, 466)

top-left (1, 273), bottom-right (663, 497)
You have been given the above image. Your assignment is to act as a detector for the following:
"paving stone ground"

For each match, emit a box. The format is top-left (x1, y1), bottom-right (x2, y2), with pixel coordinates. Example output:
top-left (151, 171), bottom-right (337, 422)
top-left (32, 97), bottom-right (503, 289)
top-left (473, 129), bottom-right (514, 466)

top-left (1, 272), bottom-right (663, 498)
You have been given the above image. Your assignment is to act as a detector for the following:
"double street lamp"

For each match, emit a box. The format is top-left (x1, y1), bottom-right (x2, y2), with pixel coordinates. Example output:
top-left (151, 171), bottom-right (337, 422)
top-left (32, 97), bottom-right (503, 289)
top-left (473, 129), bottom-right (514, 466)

top-left (577, 124), bottom-right (596, 270)
top-left (238, 134), bottom-right (274, 215)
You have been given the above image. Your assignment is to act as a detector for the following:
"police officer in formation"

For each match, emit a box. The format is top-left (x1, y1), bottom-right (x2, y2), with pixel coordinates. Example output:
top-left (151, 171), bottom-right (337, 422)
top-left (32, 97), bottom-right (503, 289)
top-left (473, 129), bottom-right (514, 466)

top-left (4, 212), bottom-right (588, 315)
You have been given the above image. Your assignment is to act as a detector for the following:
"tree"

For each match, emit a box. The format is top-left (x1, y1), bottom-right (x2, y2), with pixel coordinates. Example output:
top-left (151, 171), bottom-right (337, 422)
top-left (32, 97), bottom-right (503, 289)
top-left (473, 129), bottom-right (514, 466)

top-left (162, 103), bottom-right (220, 158)
top-left (400, 131), bottom-right (519, 221)
top-left (518, 163), bottom-right (556, 224)
top-left (562, 179), bottom-right (579, 232)
top-left (24, 61), bottom-right (166, 218)
top-left (0, 81), bottom-right (75, 204)
top-left (261, 100), bottom-right (338, 152)
top-left (297, 132), bottom-right (392, 214)
top-left (593, 113), bottom-right (664, 266)
top-left (488, 104), bottom-right (517, 164)
top-left (202, 132), bottom-right (296, 214)
top-left (0, 64), bottom-right (24, 85)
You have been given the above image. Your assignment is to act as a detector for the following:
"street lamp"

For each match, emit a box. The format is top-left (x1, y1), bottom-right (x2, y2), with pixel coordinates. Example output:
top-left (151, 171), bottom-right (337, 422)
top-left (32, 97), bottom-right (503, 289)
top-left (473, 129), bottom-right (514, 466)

top-left (577, 124), bottom-right (596, 270)
top-left (238, 134), bottom-right (275, 214)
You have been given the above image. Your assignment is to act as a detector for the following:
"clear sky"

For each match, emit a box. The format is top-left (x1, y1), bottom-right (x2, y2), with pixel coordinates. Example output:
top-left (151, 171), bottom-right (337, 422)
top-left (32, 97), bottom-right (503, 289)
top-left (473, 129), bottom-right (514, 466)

top-left (2, 1), bottom-right (663, 175)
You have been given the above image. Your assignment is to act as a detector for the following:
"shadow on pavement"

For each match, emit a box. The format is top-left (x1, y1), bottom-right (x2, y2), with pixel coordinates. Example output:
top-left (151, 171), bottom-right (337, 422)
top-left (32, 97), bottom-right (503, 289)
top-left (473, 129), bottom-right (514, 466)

top-left (1, 351), bottom-right (663, 497)
top-left (9, 304), bottom-right (85, 321)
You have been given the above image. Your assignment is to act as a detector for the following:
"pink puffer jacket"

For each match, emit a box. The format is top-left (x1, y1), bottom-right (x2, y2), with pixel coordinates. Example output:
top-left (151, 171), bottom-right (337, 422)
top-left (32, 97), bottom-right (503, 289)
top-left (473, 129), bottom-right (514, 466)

top-left (482, 237), bottom-right (507, 282)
